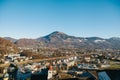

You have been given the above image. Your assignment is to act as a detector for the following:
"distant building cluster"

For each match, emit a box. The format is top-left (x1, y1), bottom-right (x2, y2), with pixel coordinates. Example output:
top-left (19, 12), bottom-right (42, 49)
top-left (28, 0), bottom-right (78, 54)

top-left (0, 48), bottom-right (120, 80)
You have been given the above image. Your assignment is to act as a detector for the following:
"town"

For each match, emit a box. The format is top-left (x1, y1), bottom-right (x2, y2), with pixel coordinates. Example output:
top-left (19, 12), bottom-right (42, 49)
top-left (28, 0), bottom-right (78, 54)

top-left (0, 47), bottom-right (120, 80)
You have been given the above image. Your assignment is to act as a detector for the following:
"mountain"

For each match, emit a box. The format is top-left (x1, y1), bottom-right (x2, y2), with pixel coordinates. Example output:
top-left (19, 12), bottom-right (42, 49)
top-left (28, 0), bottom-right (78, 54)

top-left (4, 37), bottom-right (17, 42)
top-left (14, 31), bottom-right (120, 49)
top-left (107, 37), bottom-right (120, 49)
top-left (36, 31), bottom-right (84, 48)
top-left (15, 38), bottom-right (38, 48)
top-left (0, 37), bottom-right (19, 56)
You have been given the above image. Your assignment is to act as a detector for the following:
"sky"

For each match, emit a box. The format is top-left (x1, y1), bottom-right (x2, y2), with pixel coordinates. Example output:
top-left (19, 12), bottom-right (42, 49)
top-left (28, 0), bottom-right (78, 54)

top-left (0, 0), bottom-right (120, 39)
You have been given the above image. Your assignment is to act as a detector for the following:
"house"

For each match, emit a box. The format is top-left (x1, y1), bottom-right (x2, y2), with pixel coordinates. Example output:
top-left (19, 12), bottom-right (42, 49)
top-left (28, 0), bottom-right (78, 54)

top-left (84, 55), bottom-right (91, 62)
top-left (100, 64), bottom-right (110, 68)
top-left (63, 61), bottom-right (75, 70)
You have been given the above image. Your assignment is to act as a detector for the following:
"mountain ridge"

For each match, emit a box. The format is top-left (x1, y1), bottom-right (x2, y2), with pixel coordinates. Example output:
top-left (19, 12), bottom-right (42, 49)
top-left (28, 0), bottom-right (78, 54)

top-left (4, 37), bottom-right (17, 42)
top-left (3, 31), bottom-right (120, 40)
top-left (2, 31), bottom-right (120, 49)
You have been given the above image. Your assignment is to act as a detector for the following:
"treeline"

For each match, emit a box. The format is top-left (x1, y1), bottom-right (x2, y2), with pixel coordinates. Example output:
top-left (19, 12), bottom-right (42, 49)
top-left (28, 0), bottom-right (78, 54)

top-left (19, 50), bottom-right (47, 59)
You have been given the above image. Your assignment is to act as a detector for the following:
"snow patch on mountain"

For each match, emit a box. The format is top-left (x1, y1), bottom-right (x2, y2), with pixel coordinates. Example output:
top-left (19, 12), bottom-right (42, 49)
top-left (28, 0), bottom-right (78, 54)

top-left (94, 39), bottom-right (106, 43)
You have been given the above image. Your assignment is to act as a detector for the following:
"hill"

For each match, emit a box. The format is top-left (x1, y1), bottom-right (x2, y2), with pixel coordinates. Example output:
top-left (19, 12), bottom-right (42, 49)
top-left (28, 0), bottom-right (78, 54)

top-left (14, 31), bottom-right (120, 49)
top-left (15, 38), bottom-right (38, 48)
top-left (0, 37), bottom-right (19, 57)
top-left (4, 37), bottom-right (17, 42)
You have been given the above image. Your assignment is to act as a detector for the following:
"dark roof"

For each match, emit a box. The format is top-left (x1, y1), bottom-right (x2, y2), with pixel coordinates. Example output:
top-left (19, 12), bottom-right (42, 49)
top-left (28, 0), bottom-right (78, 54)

top-left (59, 78), bottom-right (80, 80)
top-left (106, 70), bottom-right (120, 80)
top-left (77, 71), bottom-right (96, 80)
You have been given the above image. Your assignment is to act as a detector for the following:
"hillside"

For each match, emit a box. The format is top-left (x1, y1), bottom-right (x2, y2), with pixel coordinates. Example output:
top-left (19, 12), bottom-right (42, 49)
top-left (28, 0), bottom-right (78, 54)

top-left (0, 37), bottom-right (19, 57)
top-left (4, 37), bottom-right (17, 42)
top-left (14, 38), bottom-right (38, 48)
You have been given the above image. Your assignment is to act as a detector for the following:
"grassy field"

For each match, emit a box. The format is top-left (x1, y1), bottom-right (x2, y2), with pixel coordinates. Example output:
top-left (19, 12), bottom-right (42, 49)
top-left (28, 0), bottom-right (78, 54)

top-left (109, 60), bottom-right (120, 69)
top-left (110, 64), bottom-right (120, 69)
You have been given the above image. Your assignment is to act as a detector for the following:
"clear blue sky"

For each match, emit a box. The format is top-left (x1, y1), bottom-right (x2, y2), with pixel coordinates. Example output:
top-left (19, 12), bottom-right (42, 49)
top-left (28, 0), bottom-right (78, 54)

top-left (0, 0), bottom-right (120, 39)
